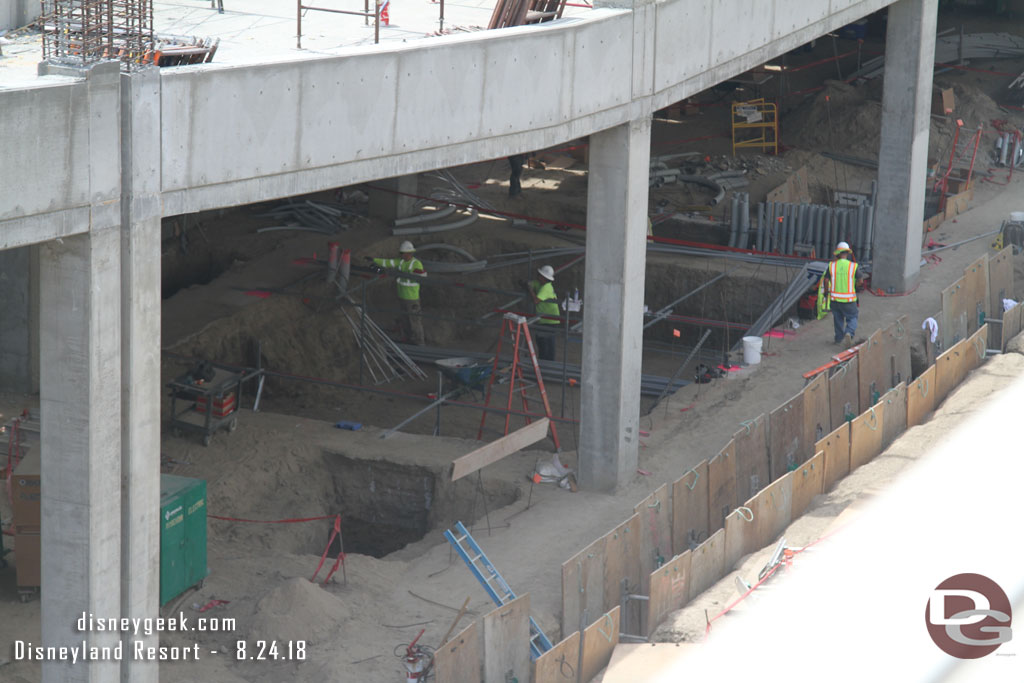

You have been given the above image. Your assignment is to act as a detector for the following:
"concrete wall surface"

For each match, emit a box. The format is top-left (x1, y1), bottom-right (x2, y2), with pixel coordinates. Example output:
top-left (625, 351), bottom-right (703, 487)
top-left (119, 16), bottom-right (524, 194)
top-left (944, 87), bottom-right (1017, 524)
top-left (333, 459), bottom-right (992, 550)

top-left (0, 0), bottom-right (898, 224)
top-left (0, 0), bottom-right (38, 32)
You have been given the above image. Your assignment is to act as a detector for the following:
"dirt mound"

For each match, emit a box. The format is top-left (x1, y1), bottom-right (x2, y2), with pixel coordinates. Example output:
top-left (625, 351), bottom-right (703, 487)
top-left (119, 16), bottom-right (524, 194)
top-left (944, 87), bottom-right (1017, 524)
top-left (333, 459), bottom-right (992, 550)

top-left (248, 577), bottom-right (350, 644)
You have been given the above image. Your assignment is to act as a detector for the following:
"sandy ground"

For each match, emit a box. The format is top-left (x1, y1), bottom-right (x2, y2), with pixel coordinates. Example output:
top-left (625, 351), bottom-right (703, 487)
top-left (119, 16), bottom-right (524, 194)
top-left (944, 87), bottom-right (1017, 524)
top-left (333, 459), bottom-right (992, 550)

top-left (4, 26), bottom-right (1024, 682)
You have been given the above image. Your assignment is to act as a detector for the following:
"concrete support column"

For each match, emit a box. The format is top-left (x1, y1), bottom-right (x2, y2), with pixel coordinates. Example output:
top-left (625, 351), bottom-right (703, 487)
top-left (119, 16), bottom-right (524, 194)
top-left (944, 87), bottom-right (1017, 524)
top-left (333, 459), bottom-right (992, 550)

top-left (0, 246), bottom-right (39, 393)
top-left (40, 229), bottom-right (123, 683)
top-left (119, 68), bottom-right (162, 683)
top-left (579, 119), bottom-right (651, 492)
top-left (368, 174), bottom-right (419, 222)
top-left (872, 0), bottom-right (938, 292)
top-left (39, 61), bottom-right (123, 683)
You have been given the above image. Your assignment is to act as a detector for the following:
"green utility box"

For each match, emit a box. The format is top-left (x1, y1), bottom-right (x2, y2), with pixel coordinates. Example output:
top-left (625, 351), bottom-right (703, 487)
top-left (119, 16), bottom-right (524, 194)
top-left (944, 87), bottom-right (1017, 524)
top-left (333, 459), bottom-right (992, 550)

top-left (160, 474), bottom-right (209, 605)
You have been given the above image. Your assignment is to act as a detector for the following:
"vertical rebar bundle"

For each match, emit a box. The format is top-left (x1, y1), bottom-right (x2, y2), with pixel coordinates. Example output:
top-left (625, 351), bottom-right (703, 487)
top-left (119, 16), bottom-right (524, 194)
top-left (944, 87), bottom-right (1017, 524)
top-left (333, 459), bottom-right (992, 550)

top-left (41, 0), bottom-right (153, 68)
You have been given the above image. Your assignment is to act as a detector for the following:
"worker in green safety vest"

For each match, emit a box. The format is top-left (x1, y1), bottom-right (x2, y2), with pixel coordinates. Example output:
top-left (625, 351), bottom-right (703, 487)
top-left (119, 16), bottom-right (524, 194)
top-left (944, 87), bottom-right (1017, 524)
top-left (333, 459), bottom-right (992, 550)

top-left (528, 265), bottom-right (560, 361)
top-left (816, 241), bottom-right (863, 349)
top-left (367, 240), bottom-right (426, 346)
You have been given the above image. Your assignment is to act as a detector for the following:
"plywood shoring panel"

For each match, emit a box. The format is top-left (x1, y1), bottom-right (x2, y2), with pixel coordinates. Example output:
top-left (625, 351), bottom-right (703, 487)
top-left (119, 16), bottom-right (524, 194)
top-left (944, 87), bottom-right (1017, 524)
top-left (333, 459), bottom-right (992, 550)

top-left (849, 400), bottom-right (885, 472)
top-left (817, 422), bottom-right (850, 492)
top-left (963, 324), bottom-right (988, 378)
top-left (707, 443), bottom-right (736, 537)
top-left (791, 450), bottom-right (824, 519)
top-left (935, 339), bottom-right (967, 405)
top-left (941, 276), bottom-right (968, 349)
top-left (802, 372), bottom-right (830, 452)
top-left (962, 256), bottom-right (990, 338)
top-left (907, 365), bottom-right (936, 429)
top-left (482, 594), bottom-right (530, 683)
top-left (532, 630), bottom-right (579, 683)
top-left (724, 506), bottom-right (756, 571)
top-left (732, 414), bottom-right (769, 506)
top-left (580, 606), bottom-right (620, 683)
top-left (561, 536), bottom-right (606, 639)
top-left (753, 472), bottom-right (792, 550)
top-left (856, 329), bottom-right (885, 413)
top-left (1000, 302), bottom-right (1023, 352)
top-left (645, 550), bottom-right (692, 637)
top-left (988, 247), bottom-right (1013, 326)
top-left (879, 383), bottom-right (907, 451)
top-left (434, 621), bottom-right (481, 683)
top-left (768, 392), bottom-right (804, 481)
top-left (672, 462), bottom-right (708, 557)
top-left (828, 356), bottom-right (859, 432)
top-left (602, 513), bottom-right (641, 620)
top-left (688, 528), bottom-right (725, 601)
top-left (633, 484), bottom-right (671, 599)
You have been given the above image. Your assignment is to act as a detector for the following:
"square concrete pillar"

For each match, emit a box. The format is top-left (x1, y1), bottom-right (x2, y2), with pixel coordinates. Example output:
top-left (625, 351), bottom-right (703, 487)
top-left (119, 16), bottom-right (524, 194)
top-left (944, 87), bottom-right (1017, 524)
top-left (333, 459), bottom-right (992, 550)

top-left (40, 229), bottom-right (123, 683)
top-left (579, 119), bottom-right (651, 492)
top-left (872, 0), bottom-right (938, 293)
top-left (0, 245), bottom-right (38, 393)
top-left (119, 67), bottom-right (162, 683)
top-left (368, 175), bottom-right (419, 223)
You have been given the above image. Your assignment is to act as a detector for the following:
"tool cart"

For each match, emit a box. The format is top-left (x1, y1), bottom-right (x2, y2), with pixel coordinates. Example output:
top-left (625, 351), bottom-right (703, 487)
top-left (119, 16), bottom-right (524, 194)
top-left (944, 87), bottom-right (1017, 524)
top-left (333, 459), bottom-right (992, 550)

top-left (167, 361), bottom-right (261, 446)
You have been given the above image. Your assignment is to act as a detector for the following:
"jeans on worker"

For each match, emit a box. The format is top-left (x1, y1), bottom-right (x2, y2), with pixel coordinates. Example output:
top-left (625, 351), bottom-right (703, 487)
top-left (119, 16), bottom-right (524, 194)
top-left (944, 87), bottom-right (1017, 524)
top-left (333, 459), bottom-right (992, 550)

top-left (831, 300), bottom-right (858, 342)
top-left (534, 329), bottom-right (556, 362)
top-left (400, 299), bottom-right (425, 346)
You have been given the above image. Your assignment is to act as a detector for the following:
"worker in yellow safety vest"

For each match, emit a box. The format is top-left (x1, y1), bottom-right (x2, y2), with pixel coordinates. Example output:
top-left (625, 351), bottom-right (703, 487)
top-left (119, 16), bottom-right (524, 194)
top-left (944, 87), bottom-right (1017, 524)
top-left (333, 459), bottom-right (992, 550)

top-left (367, 241), bottom-right (426, 346)
top-left (528, 265), bottom-right (560, 361)
top-left (817, 241), bottom-right (863, 348)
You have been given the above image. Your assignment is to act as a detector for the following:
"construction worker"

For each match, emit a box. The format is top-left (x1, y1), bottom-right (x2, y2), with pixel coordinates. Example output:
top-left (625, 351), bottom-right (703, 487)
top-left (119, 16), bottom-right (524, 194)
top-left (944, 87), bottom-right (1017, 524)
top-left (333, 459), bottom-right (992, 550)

top-left (818, 241), bottom-right (863, 348)
top-left (367, 241), bottom-right (426, 346)
top-left (528, 265), bottom-right (560, 361)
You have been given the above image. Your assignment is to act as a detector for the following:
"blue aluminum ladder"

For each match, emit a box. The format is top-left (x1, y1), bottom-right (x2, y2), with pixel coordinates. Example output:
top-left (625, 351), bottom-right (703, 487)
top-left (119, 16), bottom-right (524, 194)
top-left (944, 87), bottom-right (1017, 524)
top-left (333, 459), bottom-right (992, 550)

top-left (443, 521), bottom-right (553, 660)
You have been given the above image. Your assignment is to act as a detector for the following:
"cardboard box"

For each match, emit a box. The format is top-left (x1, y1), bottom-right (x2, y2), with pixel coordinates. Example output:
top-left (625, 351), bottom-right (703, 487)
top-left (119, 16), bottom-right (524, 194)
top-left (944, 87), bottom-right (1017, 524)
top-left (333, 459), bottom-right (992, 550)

top-left (932, 87), bottom-right (954, 116)
top-left (12, 448), bottom-right (40, 528)
top-left (15, 531), bottom-right (41, 588)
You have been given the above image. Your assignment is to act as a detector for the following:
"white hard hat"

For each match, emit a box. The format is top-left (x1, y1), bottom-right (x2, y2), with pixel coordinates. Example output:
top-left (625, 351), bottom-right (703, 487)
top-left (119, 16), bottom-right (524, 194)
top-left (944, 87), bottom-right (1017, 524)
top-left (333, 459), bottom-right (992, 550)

top-left (399, 240), bottom-right (416, 253)
top-left (834, 241), bottom-right (851, 255)
top-left (538, 265), bottom-right (555, 281)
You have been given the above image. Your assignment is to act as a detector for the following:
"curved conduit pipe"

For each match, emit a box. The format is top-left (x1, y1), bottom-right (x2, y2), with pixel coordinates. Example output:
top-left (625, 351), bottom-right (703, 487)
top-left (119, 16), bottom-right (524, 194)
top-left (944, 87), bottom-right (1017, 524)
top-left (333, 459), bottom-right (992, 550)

top-left (392, 209), bottom-right (479, 236)
top-left (393, 204), bottom-right (457, 227)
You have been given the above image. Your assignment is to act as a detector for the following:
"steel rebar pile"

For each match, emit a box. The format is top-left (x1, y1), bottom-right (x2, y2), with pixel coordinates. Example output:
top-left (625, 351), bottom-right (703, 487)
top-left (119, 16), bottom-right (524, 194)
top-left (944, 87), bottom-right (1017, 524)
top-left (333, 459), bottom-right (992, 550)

top-left (340, 297), bottom-right (427, 384)
top-left (41, 0), bottom-right (154, 68)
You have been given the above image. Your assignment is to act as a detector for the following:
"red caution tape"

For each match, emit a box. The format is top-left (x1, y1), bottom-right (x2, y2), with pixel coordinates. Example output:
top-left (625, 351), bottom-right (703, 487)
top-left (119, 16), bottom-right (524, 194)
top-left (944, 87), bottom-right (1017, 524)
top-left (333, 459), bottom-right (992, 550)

top-left (198, 599), bottom-right (230, 612)
top-left (311, 515), bottom-right (346, 585)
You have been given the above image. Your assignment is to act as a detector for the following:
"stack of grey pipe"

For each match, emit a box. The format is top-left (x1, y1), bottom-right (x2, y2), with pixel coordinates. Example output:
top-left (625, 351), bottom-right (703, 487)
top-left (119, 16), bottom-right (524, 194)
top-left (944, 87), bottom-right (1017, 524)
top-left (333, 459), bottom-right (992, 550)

top-left (729, 181), bottom-right (878, 261)
top-left (995, 131), bottom-right (1024, 168)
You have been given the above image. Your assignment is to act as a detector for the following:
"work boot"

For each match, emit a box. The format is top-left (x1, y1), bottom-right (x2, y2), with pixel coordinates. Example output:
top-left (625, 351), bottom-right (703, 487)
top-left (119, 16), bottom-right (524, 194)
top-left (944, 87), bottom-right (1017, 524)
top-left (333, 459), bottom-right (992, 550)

top-left (842, 333), bottom-right (854, 349)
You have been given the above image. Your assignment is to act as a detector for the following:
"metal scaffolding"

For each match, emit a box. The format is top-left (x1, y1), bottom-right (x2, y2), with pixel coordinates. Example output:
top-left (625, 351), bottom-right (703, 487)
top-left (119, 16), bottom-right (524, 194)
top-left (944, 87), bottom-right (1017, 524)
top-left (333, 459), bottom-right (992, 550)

top-left (41, 0), bottom-right (154, 68)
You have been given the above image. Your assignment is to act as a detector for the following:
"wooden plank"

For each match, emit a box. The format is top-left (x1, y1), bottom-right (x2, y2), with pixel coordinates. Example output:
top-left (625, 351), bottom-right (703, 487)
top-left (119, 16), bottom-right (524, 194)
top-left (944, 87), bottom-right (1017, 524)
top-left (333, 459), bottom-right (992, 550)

top-left (532, 630), bottom-right (580, 683)
top-left (451, 418), bottom-right (550, 481)
top-left (645, 550), bottom-right (692, 637)
top-left (434, 621), bottom-right (482, 683)
top-left (828, 356), bottom-right (859, 432)
top-left (602, 513), bottom-right (640, 618)
top-left (879, 383), bottom-right (907, 450)
top-left (940, 276), bottom-right (968, 349)
top-left (768, 392), bottom-right (804, 480)
top-left (707, 444), bottom-right (736, 536)
top-left (580, 606), bottom-right (620, 683)
top-left (688, 529), bottom-right (725, 601)
top-left (802, 372), bottom-right (830, 450)
top-left (482, 594), bottom-right (530, 683)
top-left (849, 400), bottom-right (885, 471)
top-left (856, 329), bottom-right (885, 412)
top-left (962, 256), bottom-right (990, 337)
top-left (634, 484), bottom-right (671, 598)
top-left (907, 365), bottom-right (937, 428)
top-left (752, 472), bottom-right (792, 550)
top-left (935, 339), bottom-right (966, 404)
top-left (561, 536), bottom-right (607, 639)
top-left (817, 422), bottom-right (850, 492)
top-left (732, 414), bottom-right (769, 506)
top-left (791, 450), bottom-right (824, 519)
top-left (672, 461), bottom-right (708, 557)
top-left (988, 247), bottom-right (1014, 324)
top-left (1001, 302), bottom-right (1023, 351)
top-left (723, 506), bottom-right (756, 571)
top-left (963, 324), bottom-right (988, 377)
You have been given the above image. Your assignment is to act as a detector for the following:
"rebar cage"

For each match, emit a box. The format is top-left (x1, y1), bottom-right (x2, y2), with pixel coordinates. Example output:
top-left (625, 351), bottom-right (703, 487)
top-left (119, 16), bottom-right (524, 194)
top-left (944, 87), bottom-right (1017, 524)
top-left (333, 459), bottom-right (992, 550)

top-left (40, 0), bottom-right (154, 69)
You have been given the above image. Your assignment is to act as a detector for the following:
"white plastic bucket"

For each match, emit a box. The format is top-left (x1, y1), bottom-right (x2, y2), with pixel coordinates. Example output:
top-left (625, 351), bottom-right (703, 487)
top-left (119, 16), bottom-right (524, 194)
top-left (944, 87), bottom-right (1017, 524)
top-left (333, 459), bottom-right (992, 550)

top-left (742, 336), bottom-right (763, 365)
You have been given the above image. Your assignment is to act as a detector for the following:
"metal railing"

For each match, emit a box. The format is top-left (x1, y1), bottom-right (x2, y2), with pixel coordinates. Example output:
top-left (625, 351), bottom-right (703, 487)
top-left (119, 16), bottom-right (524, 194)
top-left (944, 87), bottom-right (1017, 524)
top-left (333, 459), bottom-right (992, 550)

top-left (297, 0), bottom-right (380, 48)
